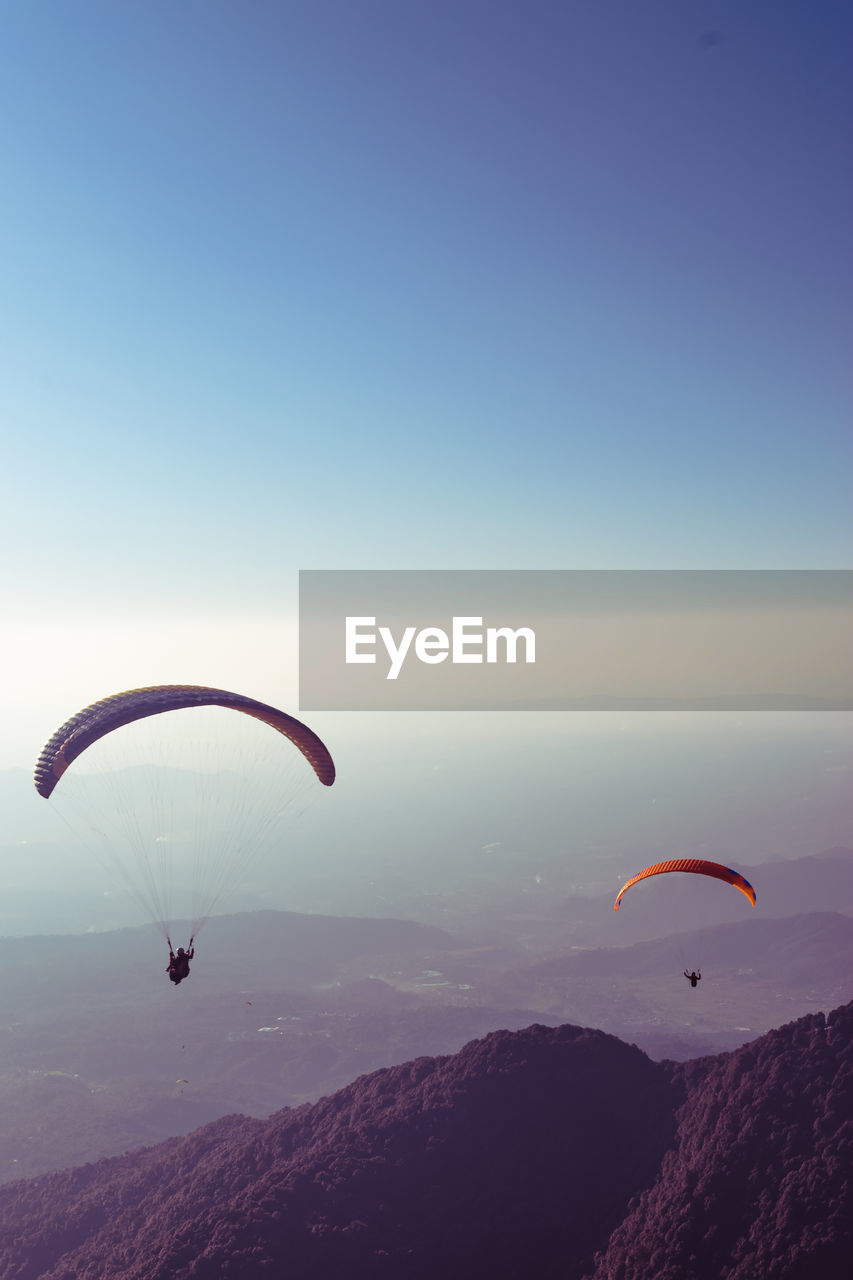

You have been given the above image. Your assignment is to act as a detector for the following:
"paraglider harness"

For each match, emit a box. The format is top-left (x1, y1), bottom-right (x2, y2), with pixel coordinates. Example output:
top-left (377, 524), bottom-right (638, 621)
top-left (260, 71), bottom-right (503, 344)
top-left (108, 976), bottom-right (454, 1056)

top-left (683, 969), bottom-right (701, 988)
top-left (167, 937), bottom-right (195, 985)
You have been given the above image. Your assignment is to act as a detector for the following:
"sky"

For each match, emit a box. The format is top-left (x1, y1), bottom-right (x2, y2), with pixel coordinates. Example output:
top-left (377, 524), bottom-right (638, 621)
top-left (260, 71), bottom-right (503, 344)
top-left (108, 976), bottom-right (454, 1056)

top-left (1, 2), bottom-right (851, 922)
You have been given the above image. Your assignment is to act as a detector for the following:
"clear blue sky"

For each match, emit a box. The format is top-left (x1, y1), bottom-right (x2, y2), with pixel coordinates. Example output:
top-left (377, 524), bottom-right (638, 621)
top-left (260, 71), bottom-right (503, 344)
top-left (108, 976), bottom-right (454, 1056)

top-left (2, 3), bottom-right (851, 822)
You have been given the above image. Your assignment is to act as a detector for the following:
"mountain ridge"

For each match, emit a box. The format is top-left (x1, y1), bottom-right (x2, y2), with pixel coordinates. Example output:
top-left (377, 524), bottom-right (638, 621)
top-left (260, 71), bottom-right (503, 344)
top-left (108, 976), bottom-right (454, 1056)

top-left (2, 1000), bottom-right (851, 1279)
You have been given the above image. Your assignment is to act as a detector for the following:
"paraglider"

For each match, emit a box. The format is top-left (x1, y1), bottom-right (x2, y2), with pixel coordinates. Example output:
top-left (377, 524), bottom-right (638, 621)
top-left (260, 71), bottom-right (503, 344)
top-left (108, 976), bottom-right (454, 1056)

top-left (614, 858), bottom-right (756, 985)
top-left (166, 941), bottom-right (195, 986)
top-left (614, 858), bottom-right (756, 911)
top-left (35, 685), bottom-right (336, 976)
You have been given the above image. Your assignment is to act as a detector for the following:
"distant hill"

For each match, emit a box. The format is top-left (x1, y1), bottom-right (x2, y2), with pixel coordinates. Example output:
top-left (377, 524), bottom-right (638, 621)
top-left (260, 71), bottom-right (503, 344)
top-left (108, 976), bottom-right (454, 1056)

top-left (518, 910), bottom-right (853, 988)
top-left (1, 1004), bottom-right (851, 1279)
top-left (0, 909), bottom-right (459, 1015)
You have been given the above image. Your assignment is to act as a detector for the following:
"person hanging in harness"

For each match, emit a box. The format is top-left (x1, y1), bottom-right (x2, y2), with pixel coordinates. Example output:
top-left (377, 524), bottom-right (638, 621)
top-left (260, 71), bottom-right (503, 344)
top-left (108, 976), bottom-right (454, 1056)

top-left (683, 969), bottom-right (701, 988)
top-left (167, 939), bottom-right (195, 985)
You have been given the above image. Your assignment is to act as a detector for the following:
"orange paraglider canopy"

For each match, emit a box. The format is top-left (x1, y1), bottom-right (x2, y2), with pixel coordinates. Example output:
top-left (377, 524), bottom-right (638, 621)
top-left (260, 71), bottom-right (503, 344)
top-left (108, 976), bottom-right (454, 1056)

top-left (614, 858), bottom-right (756, 911)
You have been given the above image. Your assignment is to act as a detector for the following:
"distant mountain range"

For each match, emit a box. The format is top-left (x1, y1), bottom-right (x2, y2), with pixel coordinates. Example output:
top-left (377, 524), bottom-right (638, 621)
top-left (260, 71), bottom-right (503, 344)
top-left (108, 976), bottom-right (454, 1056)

top-left (1, 1001), bottom-right (850, 1279)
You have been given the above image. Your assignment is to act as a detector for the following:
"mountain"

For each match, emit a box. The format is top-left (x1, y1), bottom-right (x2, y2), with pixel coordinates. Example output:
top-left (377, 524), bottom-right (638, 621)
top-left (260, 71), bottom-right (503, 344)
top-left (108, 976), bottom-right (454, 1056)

top-left (0, 1024), bottom-right (675, 1279)
top-left (1, 1003), bottom-right (851, 1279)
top-left (592, 1002), bottom-right (853, 1279)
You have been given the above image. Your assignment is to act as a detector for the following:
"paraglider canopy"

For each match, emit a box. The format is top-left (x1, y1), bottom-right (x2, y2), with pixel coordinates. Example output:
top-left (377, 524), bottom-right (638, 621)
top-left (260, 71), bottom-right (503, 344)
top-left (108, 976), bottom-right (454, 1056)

top-left (34, 685), bottom-right (335, 942)
top-left (614, 858), bottom-right (756, 911)
top-left (34, 684), bottom-right (335, 798)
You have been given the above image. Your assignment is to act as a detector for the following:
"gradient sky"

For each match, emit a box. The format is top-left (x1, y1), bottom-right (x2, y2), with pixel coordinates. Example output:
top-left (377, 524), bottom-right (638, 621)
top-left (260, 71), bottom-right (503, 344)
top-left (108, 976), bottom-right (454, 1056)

top-left (2, 4), bottom-right (851, 897)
